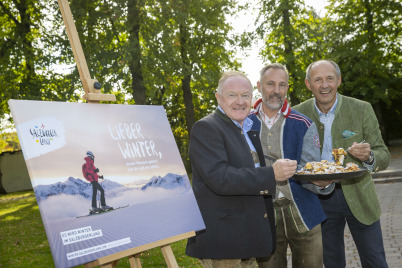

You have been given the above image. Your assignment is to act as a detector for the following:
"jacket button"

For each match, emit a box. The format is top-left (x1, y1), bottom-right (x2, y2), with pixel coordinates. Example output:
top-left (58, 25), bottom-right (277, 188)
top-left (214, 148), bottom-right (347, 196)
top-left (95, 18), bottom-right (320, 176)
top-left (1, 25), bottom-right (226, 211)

top-left (264, 213), bottom-right (268, 218)
top-left (268, 146), bottom-right (271, 149)
top-left (241, 131), bottom-right (243, 135)
top-left (268, 133), bottom-right (272, 136)
top-left (320, 126), bottom-right (324, 130)
top-left (260, 190), bottom-right (265, 195)
top-left (265, 190), bottom-right (269, 194)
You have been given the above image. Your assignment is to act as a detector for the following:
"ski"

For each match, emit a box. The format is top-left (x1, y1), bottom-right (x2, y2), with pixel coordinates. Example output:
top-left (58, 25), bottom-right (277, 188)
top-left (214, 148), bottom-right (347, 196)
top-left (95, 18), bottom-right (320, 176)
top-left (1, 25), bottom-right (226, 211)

top-left (76, 205), bottom-right (129, 218)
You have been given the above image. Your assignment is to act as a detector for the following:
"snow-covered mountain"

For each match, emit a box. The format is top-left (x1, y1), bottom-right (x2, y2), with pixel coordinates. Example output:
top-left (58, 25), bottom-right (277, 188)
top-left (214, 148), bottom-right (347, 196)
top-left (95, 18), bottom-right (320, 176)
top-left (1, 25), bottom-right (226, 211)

top-left (34, 173), bottom-right (190, 201)
top-left (141, 173), bottom-right (190, 191)
top-left (34, 177), bottom-right (123, 201)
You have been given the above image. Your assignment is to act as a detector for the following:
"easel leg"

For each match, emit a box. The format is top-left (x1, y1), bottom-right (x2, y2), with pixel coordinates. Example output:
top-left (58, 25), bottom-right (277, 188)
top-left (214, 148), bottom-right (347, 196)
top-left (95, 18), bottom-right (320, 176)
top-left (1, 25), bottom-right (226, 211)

top-left (99, 260), bottom-right (118, 268)
top-left (85, 260), bottom-right (119, 268)
top-left (83, 232), bottom-right (195, 268)
top-left (161, 245), bottom-right (179, 268)
top-left (128, 255), bottom-right (142, 268)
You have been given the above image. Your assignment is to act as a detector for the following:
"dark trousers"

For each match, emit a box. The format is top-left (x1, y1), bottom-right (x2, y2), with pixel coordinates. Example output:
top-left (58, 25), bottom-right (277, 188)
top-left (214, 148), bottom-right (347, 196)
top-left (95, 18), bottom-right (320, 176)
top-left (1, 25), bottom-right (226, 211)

top-left (319, 188), bottom-right (388, 268)
top-left (91, 181), bottom-right (106, 208)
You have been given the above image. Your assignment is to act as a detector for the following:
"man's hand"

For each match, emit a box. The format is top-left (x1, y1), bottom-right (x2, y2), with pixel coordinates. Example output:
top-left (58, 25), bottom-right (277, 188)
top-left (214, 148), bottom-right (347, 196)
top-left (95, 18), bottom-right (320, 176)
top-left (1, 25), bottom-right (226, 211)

top-left (311, 180), bottom-right (336, 188)
top-left (347, 142), bottom-right (371, 162)
top-left (273, 159), bottom-right (297, 181)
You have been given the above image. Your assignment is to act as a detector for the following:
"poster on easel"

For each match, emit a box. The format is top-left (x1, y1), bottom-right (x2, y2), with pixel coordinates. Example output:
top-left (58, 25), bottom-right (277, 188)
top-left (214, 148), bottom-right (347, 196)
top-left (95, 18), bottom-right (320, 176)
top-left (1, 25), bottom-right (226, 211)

top-left (8, 99), bottom-right (205, 268)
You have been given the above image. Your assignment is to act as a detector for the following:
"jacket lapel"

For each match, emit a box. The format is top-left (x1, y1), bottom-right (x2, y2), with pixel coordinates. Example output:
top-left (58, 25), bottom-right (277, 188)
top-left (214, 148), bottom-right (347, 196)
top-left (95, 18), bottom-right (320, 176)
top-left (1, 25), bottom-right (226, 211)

top-left (248, 130), bottom-right (266, 167)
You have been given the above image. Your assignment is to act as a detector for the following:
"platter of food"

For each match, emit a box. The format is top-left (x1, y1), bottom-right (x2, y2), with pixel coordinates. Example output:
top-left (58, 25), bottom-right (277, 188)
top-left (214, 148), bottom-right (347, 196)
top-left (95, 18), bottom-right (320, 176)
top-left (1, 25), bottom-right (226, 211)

top-left (293, 160), bottom-right (367, 181)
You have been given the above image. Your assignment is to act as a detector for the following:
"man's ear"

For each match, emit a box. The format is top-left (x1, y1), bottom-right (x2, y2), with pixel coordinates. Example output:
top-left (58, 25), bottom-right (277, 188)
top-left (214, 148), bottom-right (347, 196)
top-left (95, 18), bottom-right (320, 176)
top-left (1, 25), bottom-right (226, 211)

top-left (215, 92), bottom-right (221, 104)
top-left (305, 78), bottom-right (312, 91)
top-left (337, 75), bottom-right (342, 87)
top-left (257, 81), bottom-right (262, 93)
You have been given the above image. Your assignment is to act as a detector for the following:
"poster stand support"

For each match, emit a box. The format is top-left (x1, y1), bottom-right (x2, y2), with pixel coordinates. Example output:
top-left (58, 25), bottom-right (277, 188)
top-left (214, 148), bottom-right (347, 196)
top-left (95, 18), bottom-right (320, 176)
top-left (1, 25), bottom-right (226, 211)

top-left (83, 231), bottom-right (195, 268)
top-left (56, 0), bottom-right (196, 267)
top-left (57, 0), bottom-right (116, 103)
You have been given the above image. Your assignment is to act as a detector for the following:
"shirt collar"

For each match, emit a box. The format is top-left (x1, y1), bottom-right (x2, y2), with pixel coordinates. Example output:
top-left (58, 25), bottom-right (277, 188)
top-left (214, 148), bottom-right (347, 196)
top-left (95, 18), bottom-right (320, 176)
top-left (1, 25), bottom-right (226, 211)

top-left (258, 105), bottom-right (282, 120)
top-left (314, 93), bottom-right (339, 116)
top-left (252, 98), bottom-right (291, 118)
top-left (218, 106), bottom-right (253, 131)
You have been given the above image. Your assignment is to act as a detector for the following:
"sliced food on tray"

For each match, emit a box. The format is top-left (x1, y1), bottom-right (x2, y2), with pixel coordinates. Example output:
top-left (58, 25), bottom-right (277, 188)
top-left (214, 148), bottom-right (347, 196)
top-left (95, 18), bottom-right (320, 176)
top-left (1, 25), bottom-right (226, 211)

top-left (297, 160), bottom-right (360, 175)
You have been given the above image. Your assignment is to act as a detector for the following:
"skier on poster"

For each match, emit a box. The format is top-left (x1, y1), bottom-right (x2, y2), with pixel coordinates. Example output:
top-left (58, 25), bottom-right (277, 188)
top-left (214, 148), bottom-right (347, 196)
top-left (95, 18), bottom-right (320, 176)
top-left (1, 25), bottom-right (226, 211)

top-left (82, 151), bottom-right (113, 213)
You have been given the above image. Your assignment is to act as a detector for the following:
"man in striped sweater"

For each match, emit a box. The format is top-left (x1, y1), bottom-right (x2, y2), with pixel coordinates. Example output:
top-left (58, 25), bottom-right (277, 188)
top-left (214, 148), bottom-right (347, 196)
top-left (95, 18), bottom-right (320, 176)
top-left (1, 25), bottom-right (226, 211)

top-left (248, 63), bottom-right (333, 268)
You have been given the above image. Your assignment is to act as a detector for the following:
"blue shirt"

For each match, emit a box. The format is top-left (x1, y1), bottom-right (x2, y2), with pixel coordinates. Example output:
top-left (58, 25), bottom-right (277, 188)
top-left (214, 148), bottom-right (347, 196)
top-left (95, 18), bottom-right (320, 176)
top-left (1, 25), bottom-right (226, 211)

top-left (314, 95), bottom-right (375, 170)
top-left (314, 94), bottom-right (338, 161)
top-left (218, 106), bottom-right (259, 167)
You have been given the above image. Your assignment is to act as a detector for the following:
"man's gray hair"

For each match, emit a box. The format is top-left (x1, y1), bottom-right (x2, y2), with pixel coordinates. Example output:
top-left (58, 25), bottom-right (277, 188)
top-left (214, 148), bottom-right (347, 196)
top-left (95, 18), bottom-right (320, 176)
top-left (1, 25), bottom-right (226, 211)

top-left (306, 60), bottom-right (341, 81)
top-left (216, 71), bottom-right (253, 94)
top-left (259, 63), bottom-right (289, 82)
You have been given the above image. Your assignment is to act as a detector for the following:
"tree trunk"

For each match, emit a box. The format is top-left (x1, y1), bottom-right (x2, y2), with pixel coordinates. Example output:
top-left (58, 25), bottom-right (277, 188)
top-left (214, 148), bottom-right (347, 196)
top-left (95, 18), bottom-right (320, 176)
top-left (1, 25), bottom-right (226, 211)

top-left (16, 0), bottom-right (38, 99)
top-left (179, 23), bottom-right (196, 138)
top-left (282, 0), bottom-right (299, 106)
top-left (182, 75), bottom-right (195, 137)
top-left (127, 0), bottom-right (147, 105)
top-left (373, 102), bottom-right (388, 144)
top-left (363, 1), bottom-right (387, 142)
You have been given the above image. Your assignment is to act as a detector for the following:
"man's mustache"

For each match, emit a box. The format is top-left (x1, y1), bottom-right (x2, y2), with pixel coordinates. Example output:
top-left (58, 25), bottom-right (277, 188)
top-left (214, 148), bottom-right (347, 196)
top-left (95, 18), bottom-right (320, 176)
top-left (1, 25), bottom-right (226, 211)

top-left (269, 93), bottom-right (282, 100)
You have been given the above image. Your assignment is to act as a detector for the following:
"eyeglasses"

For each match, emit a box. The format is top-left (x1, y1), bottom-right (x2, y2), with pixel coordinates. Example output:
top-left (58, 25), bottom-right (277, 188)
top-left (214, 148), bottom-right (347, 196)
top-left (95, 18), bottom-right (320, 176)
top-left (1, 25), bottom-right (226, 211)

top-left (226, 92), bottom-right (252, 100)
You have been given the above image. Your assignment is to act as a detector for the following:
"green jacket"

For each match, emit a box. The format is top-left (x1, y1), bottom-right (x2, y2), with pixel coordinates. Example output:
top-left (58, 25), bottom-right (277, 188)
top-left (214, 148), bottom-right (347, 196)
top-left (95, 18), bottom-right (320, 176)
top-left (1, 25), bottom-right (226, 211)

top-left (293, 94), bottom-right (390, 225)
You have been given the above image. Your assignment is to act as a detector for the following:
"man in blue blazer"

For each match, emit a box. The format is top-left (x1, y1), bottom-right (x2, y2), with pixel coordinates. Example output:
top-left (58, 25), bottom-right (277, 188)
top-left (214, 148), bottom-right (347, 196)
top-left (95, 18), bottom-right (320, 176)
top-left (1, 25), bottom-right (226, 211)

top-left (249, 63), bottom-right (333, 268)
top-left (186, 71), bottom-right (297, 268)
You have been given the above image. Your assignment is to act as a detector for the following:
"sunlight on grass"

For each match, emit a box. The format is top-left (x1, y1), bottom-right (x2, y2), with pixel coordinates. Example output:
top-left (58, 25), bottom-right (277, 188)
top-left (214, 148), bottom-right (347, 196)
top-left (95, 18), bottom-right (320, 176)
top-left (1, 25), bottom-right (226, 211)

top-left (0, 204), bottom-right (30, 218)
top-left (3, 215), bottom-right (22, 221)
top-left (0, 190), bottom-right (34, 201)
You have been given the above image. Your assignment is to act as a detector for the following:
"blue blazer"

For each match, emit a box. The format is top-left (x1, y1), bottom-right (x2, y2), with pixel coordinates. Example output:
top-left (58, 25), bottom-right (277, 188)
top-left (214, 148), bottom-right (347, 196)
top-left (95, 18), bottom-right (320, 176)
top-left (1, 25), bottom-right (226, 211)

top-left (249, 104), bottom-right (327, 231)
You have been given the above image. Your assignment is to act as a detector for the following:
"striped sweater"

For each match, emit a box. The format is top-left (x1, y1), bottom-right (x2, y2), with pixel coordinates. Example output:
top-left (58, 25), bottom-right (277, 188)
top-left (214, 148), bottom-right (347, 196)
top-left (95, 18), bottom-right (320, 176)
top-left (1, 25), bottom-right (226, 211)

top-left (248, 98), bottom-right (326, 230)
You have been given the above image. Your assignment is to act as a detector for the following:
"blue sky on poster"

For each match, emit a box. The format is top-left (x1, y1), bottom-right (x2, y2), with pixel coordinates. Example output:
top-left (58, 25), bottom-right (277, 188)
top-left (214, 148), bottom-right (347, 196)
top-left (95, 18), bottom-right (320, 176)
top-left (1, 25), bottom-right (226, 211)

top-left (232, 0), bottom-right (329, 86)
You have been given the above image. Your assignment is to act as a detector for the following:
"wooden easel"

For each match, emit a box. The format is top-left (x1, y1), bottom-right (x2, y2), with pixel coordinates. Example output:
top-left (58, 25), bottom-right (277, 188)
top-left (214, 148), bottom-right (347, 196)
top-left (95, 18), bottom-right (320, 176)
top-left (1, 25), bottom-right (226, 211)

top-left (83, 231), bottom-right (195, 268)
top-left (57, 0), bottom-right (116, 103)
top-left (57, 0), bottom-right (196, 266)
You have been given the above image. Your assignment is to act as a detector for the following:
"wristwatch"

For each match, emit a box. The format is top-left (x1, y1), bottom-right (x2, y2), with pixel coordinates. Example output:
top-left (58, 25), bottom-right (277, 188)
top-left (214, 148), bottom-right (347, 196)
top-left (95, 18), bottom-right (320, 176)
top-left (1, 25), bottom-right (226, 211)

top-left (364, 151), bottom-right (375, 164)
top-left (319, 183), bottom-right (332, 190)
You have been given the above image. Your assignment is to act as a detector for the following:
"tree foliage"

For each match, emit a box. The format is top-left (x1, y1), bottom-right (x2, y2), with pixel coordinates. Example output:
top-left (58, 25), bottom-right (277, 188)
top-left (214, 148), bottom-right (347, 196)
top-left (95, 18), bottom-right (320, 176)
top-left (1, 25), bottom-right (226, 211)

top-left (324, 0), bottom-right (401, 105)
top-left (256, 0), bottom-right (401, 140)
top-left (256, 0), bottom-right (327, 105)
top-left (0, 115), bottom-right (20, 153)
top-left (0, 0), bottom-right (79, 116)
top-left (322, 0), bottom-right (402, 140)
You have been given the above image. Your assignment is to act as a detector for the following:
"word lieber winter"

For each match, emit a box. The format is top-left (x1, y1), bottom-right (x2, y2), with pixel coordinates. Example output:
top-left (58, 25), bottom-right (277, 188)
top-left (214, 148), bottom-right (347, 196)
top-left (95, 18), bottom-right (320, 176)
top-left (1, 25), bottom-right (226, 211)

top-left (107, 123), bottom-right (162, 159)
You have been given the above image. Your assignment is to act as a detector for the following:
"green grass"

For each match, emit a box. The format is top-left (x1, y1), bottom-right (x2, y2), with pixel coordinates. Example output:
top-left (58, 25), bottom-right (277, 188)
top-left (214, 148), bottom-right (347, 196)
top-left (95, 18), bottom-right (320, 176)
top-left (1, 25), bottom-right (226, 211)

top-left (0, 191), bottom-right (202, 267)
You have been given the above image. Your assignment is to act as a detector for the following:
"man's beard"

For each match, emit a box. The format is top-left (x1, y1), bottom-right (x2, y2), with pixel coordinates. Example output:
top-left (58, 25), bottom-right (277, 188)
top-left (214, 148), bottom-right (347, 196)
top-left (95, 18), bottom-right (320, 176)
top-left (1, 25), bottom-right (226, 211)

top-left (262, 93), bottom-right (284, 110)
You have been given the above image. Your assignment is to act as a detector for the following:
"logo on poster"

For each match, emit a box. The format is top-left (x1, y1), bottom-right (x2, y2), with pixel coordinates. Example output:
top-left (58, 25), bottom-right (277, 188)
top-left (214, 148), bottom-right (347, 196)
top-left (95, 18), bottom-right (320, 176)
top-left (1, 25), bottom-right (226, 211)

top-left (29, 124), bottom-right (59, 145)
top-left (15, 115), bottom-right (66, 160)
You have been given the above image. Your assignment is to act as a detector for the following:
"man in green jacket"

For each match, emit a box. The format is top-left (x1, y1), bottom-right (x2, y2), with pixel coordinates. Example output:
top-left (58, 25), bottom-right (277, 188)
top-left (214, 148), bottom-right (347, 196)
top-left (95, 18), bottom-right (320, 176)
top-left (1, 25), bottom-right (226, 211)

top-left (293, 60), bottom-right (390, 268)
